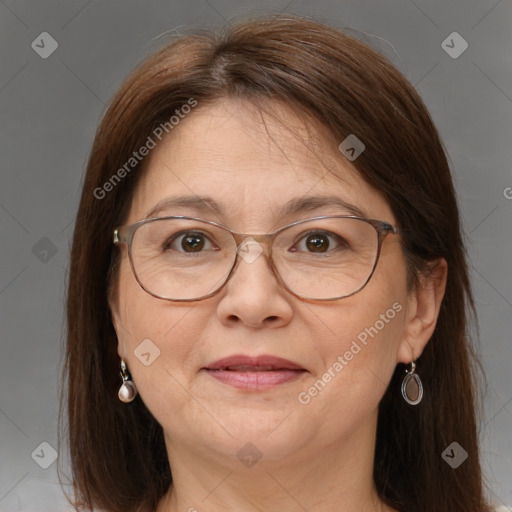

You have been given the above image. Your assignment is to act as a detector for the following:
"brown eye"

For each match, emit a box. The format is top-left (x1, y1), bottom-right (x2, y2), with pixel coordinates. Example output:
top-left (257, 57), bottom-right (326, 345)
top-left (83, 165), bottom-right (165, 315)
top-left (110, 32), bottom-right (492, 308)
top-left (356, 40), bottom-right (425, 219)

top-left (164, 231), bottom-right (215, 253)
top-left (290, 230), bottom-right (348, 254)
top-left (181, 235), bottom-right (205, 252)
top-left (305, 234), bottom-right (329, 252)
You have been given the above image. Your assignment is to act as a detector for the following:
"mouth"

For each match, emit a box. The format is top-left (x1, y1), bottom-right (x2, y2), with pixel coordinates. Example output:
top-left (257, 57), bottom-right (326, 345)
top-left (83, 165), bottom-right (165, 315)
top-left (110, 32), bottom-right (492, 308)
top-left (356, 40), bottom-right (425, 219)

top-left (202, 355), bottom-right (307, 390)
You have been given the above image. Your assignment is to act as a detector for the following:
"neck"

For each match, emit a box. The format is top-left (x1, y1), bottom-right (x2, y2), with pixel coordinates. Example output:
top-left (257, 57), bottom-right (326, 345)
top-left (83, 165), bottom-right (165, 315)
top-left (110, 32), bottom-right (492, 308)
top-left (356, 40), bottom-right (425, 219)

top-left (156, 410), bottom-right (396, 512)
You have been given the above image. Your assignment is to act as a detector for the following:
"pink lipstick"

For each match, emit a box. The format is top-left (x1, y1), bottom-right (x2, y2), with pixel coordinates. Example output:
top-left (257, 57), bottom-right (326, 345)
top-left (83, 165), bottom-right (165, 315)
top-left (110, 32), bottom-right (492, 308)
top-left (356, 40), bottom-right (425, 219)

top-left (203, 354), bottom-right (307, 391)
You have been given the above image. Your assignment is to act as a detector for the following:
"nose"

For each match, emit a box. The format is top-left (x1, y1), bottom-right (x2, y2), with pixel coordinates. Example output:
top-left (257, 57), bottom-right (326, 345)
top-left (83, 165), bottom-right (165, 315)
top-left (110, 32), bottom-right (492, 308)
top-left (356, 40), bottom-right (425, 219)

top-left (215, 239), bottom-right (294, 329)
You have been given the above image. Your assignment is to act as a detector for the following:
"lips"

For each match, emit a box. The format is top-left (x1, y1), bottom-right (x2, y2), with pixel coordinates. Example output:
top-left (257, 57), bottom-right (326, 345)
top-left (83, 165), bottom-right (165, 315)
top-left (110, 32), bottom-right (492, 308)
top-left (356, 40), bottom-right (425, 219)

top-left (203, 355), bottom-right (307, 391)
top-left (205, 355), bottom-right (305, 372)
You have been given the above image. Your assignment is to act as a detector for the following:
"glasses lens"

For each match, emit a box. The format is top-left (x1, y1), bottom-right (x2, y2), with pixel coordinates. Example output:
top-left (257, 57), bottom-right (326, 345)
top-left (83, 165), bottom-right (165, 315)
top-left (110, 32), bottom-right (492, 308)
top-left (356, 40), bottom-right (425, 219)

top-left (131, 218), bottom-right (236, 300)
top-left (128, 216), bottom-right (380, 301)
top-left (272, 217), bottom-right (378, 299)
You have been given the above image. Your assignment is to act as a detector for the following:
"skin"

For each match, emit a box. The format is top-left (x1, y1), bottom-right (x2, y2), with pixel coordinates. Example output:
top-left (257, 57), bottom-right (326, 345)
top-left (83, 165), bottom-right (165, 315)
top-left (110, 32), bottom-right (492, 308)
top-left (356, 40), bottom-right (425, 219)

top-left (110, 98), bottom-right (447, 512)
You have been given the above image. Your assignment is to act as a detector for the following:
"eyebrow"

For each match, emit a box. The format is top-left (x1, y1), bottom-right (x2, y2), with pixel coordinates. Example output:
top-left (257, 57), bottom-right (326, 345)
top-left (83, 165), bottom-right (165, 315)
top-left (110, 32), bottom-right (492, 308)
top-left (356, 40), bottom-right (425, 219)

top-left (144, 194), bottom-right (367, 220)
top-left (145, 196), bottom-right (223, 219)
top-left (278, 195), bottom-right (367, 218)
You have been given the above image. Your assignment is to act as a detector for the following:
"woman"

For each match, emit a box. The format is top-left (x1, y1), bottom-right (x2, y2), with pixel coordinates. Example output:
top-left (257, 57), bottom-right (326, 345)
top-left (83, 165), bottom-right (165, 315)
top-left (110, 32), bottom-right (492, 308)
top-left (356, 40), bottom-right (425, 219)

top-left (60, 13), bottom-right (494, 512)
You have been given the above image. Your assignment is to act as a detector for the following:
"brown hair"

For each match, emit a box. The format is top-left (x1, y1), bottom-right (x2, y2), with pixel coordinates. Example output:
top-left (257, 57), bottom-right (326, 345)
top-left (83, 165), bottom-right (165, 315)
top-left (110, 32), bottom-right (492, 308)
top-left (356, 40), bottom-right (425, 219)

top-left (59, 13), bottom-right (491, 512)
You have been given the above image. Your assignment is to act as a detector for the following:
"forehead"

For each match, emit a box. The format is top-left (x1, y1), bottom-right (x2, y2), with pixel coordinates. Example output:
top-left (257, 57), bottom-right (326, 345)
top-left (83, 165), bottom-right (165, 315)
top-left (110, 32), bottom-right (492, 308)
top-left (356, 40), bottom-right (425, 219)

top-left (126, 98), bottom-right (394, 228)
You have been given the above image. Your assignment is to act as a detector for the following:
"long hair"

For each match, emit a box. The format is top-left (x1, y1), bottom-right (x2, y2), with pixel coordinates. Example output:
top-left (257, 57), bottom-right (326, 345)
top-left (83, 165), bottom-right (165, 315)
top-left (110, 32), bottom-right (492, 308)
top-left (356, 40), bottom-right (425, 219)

top-left (59, 13), bottom-right (490, 512)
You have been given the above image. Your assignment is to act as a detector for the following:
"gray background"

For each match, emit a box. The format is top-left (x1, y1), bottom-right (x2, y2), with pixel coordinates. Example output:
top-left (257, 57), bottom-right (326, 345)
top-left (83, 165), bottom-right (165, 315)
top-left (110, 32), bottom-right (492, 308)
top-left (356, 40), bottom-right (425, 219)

top-left (0, 0), bottom-right (511, 510)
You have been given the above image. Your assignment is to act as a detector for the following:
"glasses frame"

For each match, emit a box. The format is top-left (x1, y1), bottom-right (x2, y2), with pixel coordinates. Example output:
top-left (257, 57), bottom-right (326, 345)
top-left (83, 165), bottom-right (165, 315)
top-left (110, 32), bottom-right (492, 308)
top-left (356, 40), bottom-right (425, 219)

top-left (113, 215), bottom-right (401, 302)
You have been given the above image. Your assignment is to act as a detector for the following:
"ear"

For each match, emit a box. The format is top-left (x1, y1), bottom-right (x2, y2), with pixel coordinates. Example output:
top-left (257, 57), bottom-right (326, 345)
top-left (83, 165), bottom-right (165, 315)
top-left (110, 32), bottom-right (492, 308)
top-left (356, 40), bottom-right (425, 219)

top-left (108, 249), bottom-right (135, 361)
top-left (108, 288), bottom-right (127, 361)
top-left (397, 258), bottom-right (448, 364)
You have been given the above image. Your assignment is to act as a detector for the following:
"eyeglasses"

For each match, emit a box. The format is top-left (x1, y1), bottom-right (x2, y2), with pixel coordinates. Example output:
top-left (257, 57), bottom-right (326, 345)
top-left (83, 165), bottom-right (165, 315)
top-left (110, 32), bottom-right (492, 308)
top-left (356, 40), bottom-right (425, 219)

top-left (113, 215), bottom-right (401, 302)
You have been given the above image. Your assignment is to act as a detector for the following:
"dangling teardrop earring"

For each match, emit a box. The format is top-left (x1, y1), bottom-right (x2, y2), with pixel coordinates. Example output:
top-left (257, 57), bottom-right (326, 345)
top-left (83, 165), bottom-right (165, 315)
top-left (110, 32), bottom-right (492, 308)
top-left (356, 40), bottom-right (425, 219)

top-left (401, 360), bottom-right (423, 405)
top-left (118, 359), bottom-right (138, 403)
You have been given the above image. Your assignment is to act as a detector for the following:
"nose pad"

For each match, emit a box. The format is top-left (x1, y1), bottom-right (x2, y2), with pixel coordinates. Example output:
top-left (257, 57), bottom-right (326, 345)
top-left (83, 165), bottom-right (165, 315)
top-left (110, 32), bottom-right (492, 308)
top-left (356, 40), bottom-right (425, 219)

top-left (236, 237), bottom-right (264, 265)
top-left (216, 236), bottom-right (294, 328)
top-left (226, 235), bottom-right (281, 292)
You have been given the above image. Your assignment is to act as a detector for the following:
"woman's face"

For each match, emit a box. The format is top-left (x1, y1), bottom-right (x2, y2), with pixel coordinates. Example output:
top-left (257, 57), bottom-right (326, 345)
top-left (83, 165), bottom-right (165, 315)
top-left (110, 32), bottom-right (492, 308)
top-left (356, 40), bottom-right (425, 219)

top-left (111, 98), bottom-right (415, 466)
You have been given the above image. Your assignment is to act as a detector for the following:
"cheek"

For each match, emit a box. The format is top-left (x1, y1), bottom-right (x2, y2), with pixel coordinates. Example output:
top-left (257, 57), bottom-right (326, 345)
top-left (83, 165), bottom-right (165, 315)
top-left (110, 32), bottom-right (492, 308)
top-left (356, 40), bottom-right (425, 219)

top-left (309, 297), bottom-right (403, 375)
top-left (296, 269), bottom-right (407, 418)
top-left (116, 258), bottom-right (196, 342)
top-left (114, 262), bottom-right (208, 406)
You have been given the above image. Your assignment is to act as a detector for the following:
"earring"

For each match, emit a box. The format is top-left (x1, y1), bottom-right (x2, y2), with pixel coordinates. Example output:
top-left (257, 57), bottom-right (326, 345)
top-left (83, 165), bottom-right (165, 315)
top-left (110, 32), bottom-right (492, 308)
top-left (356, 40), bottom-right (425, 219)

top-left (118, 359), bottom-right (138, 403)
top-left (401, 360), bottom-right (423, 405)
